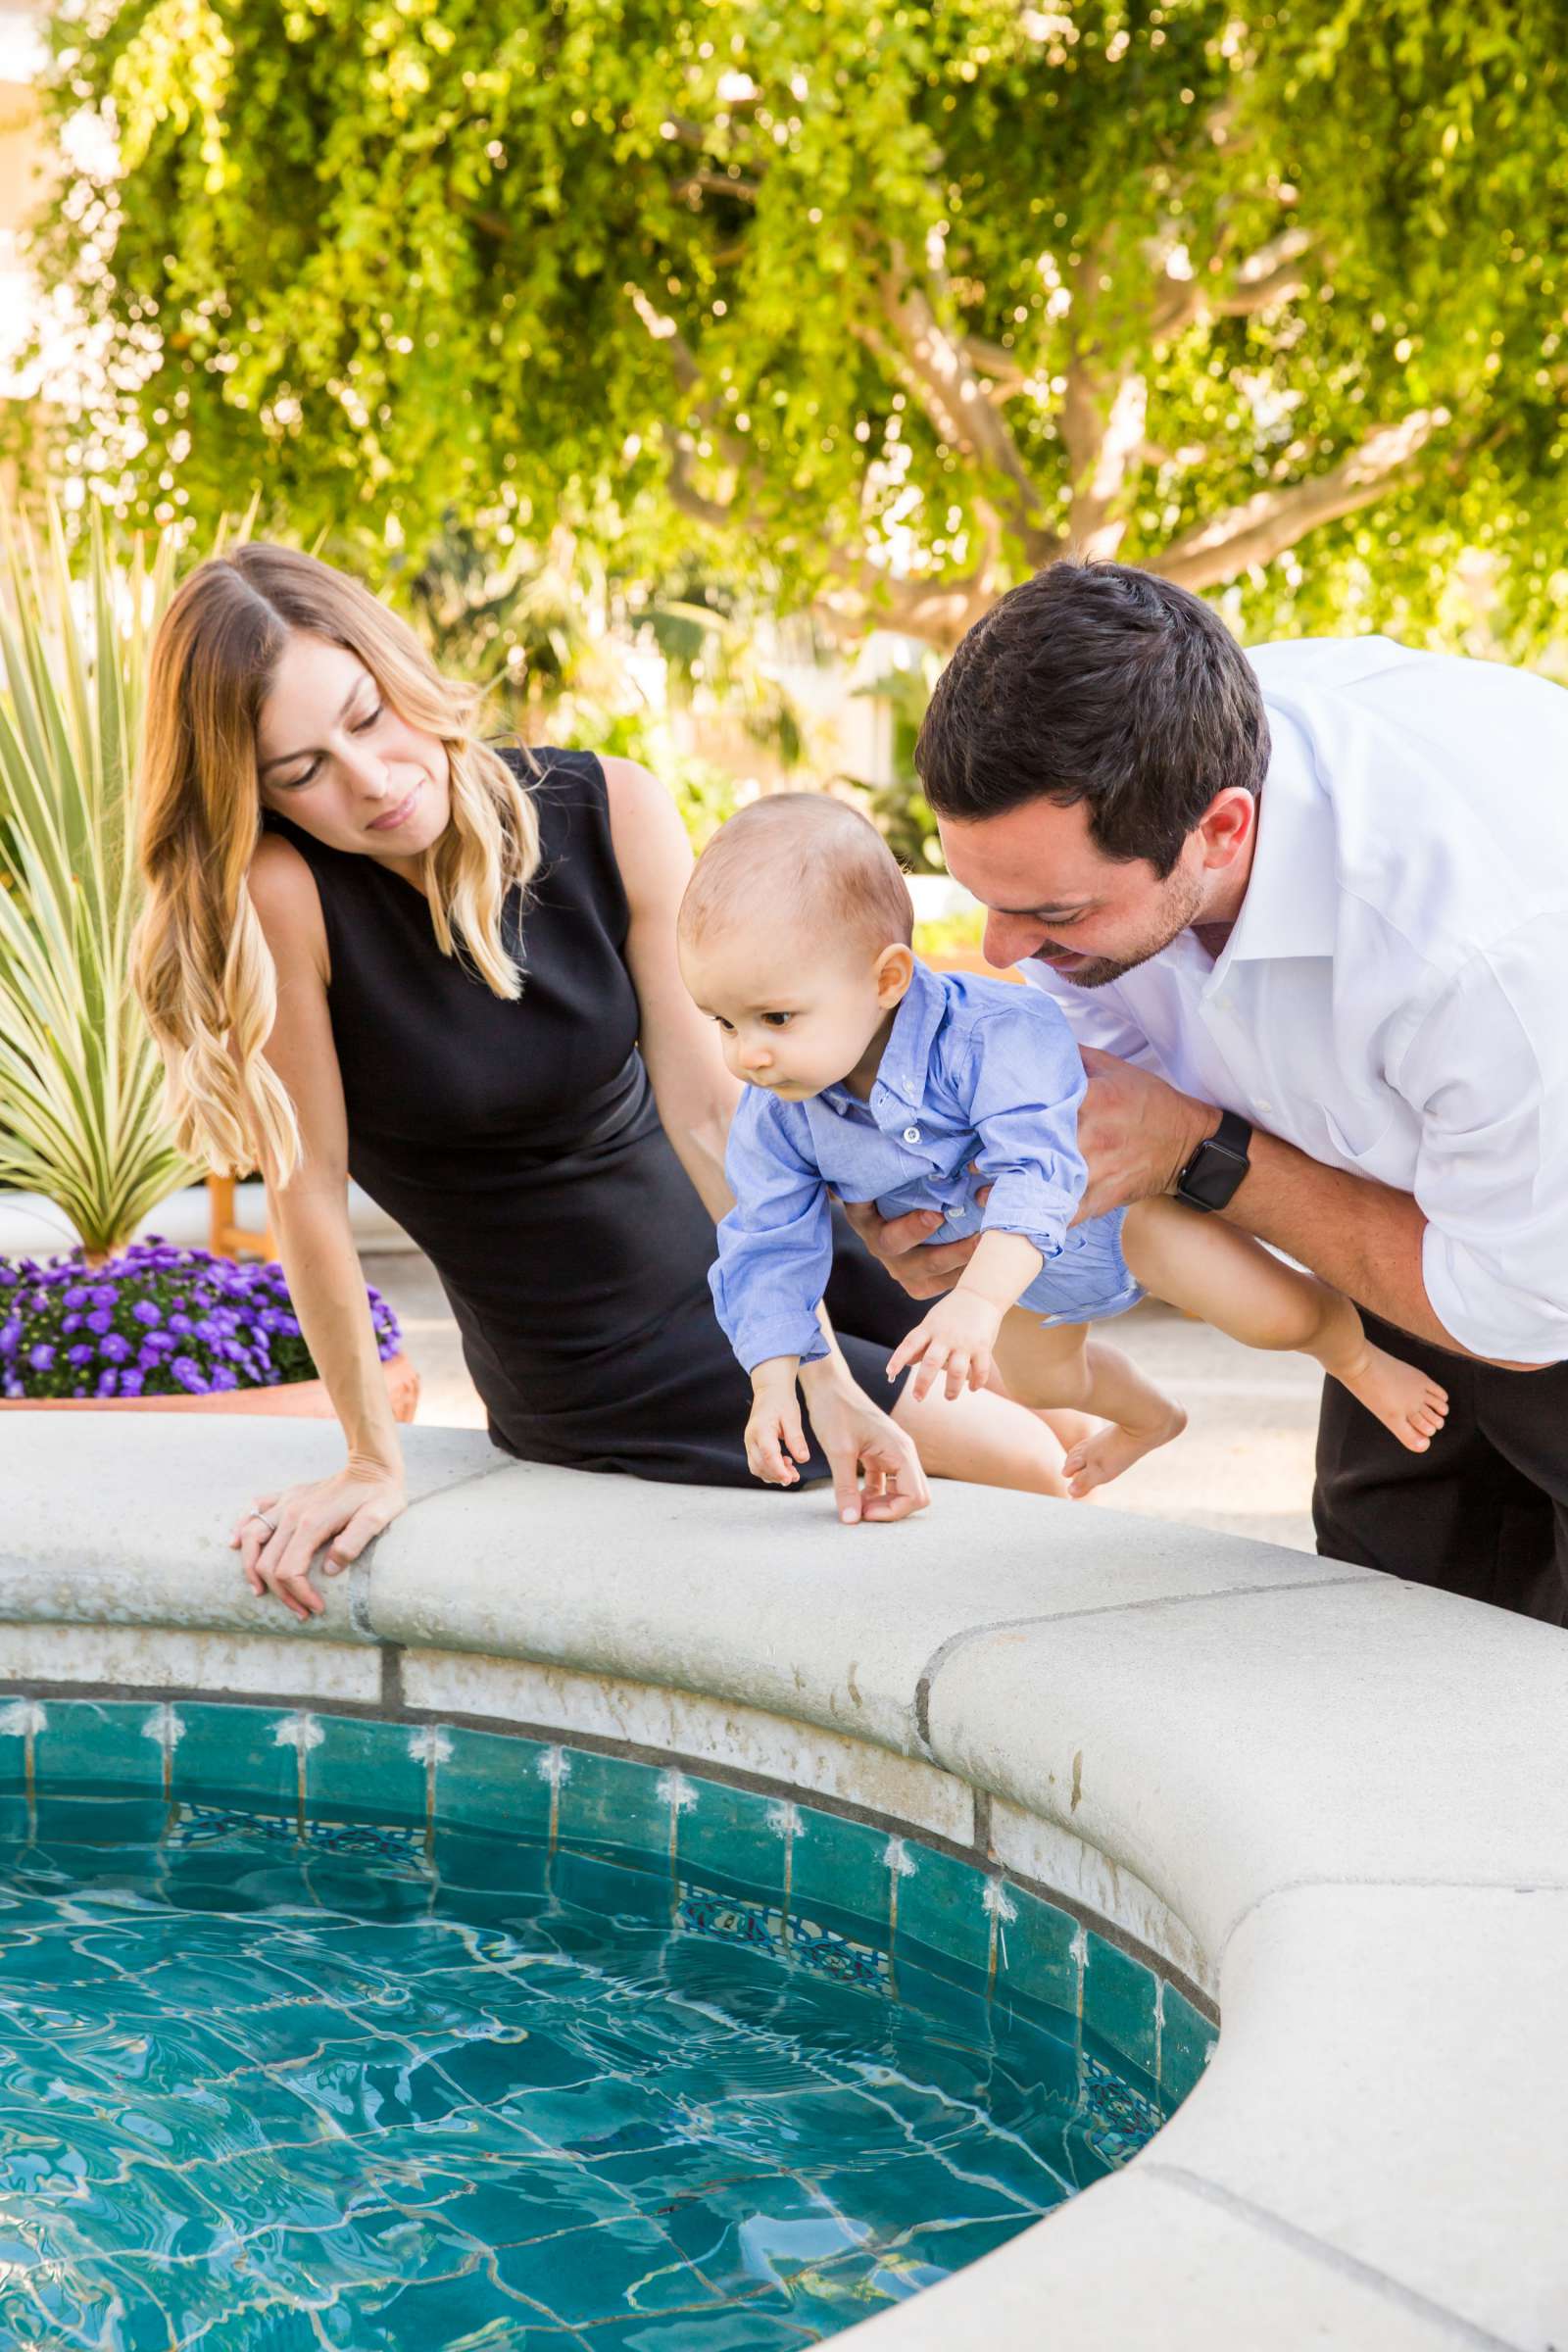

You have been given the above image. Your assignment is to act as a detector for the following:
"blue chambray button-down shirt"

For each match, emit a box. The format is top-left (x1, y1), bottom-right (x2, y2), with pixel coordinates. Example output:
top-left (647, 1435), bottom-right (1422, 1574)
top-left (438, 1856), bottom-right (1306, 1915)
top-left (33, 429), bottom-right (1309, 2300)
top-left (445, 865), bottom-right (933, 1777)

top-left (710, 959), bottom-right (1092, 1371)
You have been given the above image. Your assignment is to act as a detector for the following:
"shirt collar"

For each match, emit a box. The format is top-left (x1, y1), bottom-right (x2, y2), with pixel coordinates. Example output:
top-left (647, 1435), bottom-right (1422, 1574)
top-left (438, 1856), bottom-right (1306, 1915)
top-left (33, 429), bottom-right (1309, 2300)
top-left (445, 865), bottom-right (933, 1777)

top-left (1218, 699), bottom-right (1339, 967)
top-left (818, 957), bottom-right (948, 1119)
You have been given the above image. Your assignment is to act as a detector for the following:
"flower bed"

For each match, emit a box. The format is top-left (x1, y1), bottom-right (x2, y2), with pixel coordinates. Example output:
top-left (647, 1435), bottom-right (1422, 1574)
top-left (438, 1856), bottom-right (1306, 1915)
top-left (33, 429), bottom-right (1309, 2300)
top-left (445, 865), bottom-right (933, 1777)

top-left (0, 1240), bottom-right (401, 1402)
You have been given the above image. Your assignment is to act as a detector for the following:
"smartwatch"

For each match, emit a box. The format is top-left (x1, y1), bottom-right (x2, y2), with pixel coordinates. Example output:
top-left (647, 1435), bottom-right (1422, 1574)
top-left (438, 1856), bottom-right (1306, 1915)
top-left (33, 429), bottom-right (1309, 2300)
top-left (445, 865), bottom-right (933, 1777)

top-left (1174, 1109), bottom-right (1252, 1213)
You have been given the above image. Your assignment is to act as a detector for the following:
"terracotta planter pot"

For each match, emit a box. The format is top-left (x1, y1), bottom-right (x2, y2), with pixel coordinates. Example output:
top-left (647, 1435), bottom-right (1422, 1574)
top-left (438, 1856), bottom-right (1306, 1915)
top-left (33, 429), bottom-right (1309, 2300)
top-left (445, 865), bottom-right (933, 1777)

top-left (0, 1351), bottom-right (420, 1422)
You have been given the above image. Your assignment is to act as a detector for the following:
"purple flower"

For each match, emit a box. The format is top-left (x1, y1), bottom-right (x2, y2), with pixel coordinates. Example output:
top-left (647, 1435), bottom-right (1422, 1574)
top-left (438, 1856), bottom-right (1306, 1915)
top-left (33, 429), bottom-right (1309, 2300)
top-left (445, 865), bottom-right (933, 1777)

top-left (2, 1234), bottom-right (366, 1400)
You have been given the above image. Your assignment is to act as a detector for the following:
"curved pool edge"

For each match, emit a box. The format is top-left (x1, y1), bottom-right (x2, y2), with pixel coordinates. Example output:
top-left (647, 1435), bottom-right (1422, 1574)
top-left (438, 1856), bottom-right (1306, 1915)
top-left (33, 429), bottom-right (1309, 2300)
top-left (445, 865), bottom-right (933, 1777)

top-left (1, 1412), bottom-right (1564, 2349)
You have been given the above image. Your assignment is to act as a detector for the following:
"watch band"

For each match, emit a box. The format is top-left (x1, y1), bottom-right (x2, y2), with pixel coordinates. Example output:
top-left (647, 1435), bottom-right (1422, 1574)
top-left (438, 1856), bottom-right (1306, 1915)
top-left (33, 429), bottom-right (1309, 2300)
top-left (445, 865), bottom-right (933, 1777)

top-left (1174, 1108), bottom-right (1253, 1213)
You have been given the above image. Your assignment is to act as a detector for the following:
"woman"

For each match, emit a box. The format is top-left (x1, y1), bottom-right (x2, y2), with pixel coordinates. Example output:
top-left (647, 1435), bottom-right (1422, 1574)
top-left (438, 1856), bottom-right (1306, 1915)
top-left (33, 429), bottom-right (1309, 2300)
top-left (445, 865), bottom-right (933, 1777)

top-left (133, 547), bottom-right (1076, 1621)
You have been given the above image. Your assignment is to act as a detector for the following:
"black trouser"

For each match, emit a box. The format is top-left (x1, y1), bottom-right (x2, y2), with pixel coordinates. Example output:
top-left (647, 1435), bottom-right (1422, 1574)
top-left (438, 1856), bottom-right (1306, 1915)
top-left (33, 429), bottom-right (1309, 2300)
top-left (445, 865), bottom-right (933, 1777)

top-left (1314, 1311), bottom-right (1568, 1625)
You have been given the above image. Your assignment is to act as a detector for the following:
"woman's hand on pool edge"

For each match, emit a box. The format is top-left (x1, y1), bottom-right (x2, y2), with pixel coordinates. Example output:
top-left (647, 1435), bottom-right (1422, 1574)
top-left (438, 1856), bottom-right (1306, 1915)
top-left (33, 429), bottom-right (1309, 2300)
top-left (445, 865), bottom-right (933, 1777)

top-left (798, 1363), bottom-right (930, 1525)
top-left (230, 1458), bottom-right (409, 1622)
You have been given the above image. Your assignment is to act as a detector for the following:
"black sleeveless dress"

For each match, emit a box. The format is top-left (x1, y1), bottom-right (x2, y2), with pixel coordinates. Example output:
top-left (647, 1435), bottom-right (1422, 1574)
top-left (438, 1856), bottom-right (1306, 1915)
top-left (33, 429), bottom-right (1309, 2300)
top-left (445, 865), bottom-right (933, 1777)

top-left (267, 749), bottom-right (912, 1486)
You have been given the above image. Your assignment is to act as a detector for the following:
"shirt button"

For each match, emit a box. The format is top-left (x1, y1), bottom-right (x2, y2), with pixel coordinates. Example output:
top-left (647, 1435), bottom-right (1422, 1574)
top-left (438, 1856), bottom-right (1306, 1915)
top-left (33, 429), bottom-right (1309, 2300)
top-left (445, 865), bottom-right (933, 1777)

top-left (903, 1125), bottom-right (921, 1145)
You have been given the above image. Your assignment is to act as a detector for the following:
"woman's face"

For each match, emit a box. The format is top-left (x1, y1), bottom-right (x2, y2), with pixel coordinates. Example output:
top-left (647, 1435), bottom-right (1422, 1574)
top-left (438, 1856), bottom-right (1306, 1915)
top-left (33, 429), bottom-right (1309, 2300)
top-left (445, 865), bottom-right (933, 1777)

top-left (254, 632), bottom-right (452, 861)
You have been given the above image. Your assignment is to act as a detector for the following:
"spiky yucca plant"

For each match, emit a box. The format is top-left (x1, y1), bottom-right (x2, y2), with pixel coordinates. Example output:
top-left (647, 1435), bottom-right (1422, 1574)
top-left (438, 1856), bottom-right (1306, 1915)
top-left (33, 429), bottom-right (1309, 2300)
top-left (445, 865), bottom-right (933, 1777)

top-left (0, 504), bottom-right (192, 1256)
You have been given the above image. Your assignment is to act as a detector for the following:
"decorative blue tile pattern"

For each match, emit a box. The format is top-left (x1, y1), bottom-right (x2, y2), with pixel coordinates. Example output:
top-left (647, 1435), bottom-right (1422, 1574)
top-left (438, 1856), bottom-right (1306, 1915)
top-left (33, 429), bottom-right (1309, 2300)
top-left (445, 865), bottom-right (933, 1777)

top-left (676, 1881), bottom-right (893, 1991)
top-left (0, 1694), bottom-right (1209, 2348)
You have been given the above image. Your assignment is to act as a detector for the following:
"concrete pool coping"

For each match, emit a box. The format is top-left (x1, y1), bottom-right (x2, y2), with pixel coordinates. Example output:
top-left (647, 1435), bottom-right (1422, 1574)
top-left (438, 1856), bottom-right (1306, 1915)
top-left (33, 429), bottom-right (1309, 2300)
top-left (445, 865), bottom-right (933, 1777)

top-left (1, 1412), bottom-right (1563, 2349)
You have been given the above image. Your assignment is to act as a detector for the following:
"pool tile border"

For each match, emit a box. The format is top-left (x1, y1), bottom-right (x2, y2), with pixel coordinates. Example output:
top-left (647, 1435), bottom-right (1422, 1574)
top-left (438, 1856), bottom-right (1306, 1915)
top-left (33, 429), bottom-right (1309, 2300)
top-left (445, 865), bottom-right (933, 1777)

top-left (0, 1693), bottom-right (1209, 2097)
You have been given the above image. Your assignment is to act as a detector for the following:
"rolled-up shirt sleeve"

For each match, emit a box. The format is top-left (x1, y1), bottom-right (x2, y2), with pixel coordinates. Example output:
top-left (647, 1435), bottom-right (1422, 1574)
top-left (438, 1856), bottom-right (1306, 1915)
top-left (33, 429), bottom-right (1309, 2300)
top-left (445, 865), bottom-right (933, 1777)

top-left (1401, 917), bottom-right (1568, 1363)
top-left (710, 1092), bottom-right (833, 1372)
top-left (958, 1002), bottom-right (1090, 1256)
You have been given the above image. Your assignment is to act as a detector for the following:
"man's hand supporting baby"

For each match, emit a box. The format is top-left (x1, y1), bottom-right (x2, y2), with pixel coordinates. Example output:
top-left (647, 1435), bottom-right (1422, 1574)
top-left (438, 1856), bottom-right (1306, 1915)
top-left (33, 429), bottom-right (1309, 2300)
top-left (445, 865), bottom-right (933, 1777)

top-left (885, 1230), bottom-right (1045, 1399)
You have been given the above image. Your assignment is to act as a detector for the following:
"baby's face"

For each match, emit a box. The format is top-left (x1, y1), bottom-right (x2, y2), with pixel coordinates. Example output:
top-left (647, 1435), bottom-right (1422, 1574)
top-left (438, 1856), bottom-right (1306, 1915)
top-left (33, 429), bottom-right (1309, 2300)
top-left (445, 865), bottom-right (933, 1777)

top-left (680, 918), bottom-right (893, 1101)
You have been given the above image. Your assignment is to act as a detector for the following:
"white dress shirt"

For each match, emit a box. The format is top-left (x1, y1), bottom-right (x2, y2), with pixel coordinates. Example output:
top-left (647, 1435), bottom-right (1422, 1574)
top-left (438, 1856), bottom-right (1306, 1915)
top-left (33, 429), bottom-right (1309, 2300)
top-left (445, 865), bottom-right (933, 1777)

top-left (1023, 638), bottom-right (1568, 1364)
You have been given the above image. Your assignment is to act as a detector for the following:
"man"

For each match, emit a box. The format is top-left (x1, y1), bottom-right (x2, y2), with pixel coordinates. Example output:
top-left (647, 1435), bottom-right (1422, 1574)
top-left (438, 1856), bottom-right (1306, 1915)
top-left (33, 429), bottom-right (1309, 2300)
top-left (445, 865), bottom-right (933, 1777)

top-left (849, 561), bottom-right (1568, 1621)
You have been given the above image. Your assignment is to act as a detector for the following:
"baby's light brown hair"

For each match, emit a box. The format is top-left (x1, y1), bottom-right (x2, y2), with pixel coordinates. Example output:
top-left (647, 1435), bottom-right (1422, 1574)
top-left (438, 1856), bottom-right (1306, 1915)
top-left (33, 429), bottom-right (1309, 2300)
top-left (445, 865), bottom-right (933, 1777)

top-left (679, 793), bottom-right (913, 959)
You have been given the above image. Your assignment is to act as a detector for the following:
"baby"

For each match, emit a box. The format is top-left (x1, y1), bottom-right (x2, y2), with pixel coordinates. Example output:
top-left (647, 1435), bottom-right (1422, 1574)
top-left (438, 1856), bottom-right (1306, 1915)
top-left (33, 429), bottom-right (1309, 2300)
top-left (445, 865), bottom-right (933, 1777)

top-left (678, 795), bottom-right (1448, 1499)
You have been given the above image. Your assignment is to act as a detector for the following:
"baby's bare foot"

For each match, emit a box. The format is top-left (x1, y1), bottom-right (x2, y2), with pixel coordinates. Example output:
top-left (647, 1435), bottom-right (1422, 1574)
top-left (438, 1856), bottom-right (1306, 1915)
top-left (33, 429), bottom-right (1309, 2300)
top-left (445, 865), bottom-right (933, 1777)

top-left (1061, 1401), bottom-right (1188, 1499)
top-left (1337, 1347), bottom-right (1449, 1452)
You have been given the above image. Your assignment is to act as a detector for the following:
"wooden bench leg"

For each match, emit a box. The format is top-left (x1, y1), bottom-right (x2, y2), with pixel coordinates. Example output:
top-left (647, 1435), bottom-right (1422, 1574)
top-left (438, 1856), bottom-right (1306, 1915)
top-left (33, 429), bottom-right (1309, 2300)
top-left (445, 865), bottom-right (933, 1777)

top-left (206, 1172), bottom-right (278, 1262)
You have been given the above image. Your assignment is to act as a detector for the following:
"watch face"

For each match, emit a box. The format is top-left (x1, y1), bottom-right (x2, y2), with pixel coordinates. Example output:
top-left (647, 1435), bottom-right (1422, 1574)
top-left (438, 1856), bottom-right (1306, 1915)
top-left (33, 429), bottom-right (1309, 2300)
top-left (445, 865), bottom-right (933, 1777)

top-left (1182, 1141), bottom-right (1248, 1211)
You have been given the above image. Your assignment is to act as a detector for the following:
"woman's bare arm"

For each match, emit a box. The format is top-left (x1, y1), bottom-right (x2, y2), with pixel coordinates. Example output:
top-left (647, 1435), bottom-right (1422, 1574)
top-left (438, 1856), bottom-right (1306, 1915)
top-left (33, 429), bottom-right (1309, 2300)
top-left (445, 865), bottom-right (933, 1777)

top-left (602, 756), bottom-right (738, 1221)
top-left (231, 836), bottom-right (409, 1614)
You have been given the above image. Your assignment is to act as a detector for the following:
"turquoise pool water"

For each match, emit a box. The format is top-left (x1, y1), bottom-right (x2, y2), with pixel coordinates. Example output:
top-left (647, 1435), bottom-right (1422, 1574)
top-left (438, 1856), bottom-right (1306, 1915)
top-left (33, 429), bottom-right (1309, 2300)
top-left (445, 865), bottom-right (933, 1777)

top-left (0, 1702), bottom-right (1214, 2347)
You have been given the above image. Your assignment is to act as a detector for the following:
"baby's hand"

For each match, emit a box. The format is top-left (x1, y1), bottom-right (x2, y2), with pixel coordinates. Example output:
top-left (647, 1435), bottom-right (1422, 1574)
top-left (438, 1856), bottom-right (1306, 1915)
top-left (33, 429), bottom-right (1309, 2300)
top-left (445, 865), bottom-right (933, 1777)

top-left (745, 1380), bottom-right (811, 1486)
top-left (887, 1293), bottom-right (1004, 1402)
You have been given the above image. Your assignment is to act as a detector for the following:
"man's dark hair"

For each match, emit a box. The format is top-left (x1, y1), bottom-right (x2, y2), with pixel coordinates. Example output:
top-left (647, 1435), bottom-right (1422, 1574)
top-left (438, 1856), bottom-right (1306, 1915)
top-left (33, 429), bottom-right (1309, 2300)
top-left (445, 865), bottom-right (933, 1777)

top-left (915, 561), bottom-right (1270, 877)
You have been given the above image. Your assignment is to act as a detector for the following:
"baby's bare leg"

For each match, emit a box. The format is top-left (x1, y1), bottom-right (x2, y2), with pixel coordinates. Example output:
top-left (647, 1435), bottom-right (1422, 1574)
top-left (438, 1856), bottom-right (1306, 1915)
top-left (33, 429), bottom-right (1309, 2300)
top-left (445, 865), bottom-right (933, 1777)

top-left (1122, 1198), bottom-right (1448, 1453)
top-left (891, 1375), bottom-right (1076, 1498)
top-left (992, 1312), bottom-right (1187, 1500)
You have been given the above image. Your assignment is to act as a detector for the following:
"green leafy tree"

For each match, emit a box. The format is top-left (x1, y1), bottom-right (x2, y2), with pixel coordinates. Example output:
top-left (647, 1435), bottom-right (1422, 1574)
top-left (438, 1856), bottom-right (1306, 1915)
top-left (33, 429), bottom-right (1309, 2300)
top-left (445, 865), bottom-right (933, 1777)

top-left (32, 0), bottom-right (1568, 654)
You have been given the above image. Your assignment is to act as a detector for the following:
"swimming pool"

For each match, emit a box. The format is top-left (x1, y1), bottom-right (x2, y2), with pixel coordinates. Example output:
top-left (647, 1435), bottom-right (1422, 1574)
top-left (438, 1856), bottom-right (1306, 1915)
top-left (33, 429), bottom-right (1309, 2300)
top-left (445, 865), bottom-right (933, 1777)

top-left (0, 1703), bottom-right (1211, 2347)
top-left (5, 1414), bottom-right (1561, 2345)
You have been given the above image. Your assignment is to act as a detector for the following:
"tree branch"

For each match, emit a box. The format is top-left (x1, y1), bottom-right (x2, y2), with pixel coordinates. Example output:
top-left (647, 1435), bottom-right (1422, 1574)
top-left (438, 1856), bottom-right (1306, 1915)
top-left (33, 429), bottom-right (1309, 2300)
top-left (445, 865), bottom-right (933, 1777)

top-left (1057, 226), bottom-right (1151, 558)
top-left (1151, 226), bottom-right (1313, 340)
top-left (958, 331), bottom-right (1029, 398)
top-left (1150, 410), bottom-right (1443, 589)
top-left (673, 169), bottom-right (761, 206)
top-left (666, 444), bottom-right (735, 531)
top-left (850, 245), bottom-right (1059, 566)
top-left (814, 545), bottom-right (1001, 653)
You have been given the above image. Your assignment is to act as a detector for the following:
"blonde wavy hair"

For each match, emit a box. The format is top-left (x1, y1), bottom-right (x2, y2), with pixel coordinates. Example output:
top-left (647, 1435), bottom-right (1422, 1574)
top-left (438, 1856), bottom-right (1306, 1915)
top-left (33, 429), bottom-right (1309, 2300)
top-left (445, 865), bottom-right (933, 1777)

top-left (132, 542), bottom-right (540, 1184)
